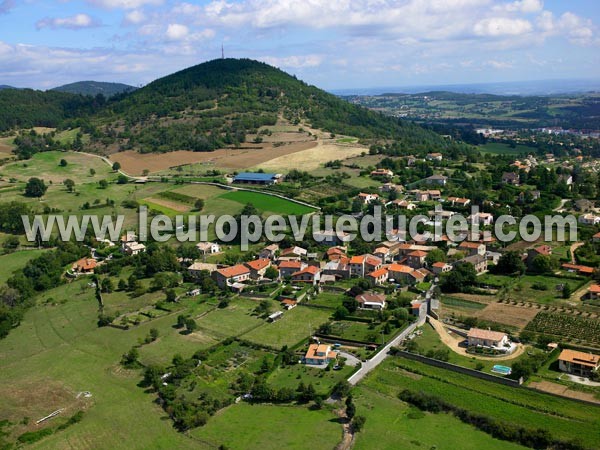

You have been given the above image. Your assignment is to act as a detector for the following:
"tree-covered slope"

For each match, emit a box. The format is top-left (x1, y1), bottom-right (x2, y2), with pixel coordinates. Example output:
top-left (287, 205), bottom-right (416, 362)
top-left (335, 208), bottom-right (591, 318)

top-left (0, 88), bottom-right (100, 132)
top-left (52, 81), bottom-right (137, 97)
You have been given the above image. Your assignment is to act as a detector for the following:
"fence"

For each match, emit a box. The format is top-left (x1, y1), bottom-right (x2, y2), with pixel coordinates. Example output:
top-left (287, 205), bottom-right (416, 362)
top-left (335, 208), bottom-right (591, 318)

top-left (394, 350), bottom-right (523, 387)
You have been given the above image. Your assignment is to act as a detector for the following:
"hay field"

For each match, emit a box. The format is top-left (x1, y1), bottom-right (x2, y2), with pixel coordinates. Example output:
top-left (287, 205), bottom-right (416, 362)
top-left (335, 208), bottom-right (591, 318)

top-left (255, 141), bottom-right (367, 171)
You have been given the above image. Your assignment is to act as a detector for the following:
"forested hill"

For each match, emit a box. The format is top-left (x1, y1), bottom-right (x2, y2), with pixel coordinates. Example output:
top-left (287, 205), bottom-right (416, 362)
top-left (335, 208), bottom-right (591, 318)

top-left (0, 89), bottom-right (104, 132)
top-left (1, 59), bottom-right (454, 155)
top-left (52, 81), bottom-right (137, 97)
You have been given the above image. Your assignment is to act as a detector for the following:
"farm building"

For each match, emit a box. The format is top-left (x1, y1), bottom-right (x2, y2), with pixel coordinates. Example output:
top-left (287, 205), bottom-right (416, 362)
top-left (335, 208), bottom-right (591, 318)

top-left (467, 328), bottom-right (510, 350)
top-left (233, 172), bottom-right (282, 185)
top-left (304, 344), bottom-right (337, 366)
top-left (268, 311), bottom-right (284, 322)
top-left (558, 349), bottom-right (600, 378)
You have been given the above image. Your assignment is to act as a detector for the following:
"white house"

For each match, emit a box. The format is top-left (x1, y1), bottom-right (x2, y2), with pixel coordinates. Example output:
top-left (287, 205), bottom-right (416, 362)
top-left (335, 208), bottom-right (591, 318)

top-left (196, 241), bottom-right (221, 255)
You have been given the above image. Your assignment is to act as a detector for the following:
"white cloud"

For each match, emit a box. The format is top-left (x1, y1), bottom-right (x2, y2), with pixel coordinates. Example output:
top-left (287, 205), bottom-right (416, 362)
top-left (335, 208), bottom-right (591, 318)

top-left (36, 14), bottom-right (100, 30)
top-left (260, 54), bottom-right (323, 69)
top-left (494, 0), bottom-right (543, 14)
top-left (124, 9), bottom-right (146, 24)
top-left (166, 23), bottom-right (189, 40)
top-left (87, 0), bottom-right (163, 10)
top-left (474, 17), bottom-right (532, 36)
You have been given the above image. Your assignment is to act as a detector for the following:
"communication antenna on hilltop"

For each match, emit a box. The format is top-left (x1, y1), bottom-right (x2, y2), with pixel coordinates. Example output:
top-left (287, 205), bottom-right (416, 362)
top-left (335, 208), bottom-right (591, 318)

top-left (221, 44), bottom-right (225, 60)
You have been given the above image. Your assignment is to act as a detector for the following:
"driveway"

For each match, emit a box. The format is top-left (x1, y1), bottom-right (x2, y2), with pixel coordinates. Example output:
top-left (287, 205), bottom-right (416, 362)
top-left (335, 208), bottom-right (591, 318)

top-left (338, 351), bottom-right (360, 367)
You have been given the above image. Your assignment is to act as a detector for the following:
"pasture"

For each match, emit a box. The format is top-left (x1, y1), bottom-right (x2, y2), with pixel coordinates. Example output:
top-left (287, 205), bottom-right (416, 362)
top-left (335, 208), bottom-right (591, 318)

top-left (241, 306), bottom-right (332, 349)
top-left (191, 403), bottom-right (341, 450)
top-left (0, 249), bottom-right (48, 285)
top-left (353, 387), bottom-right (527, 450)
top-left (0, 151), bottom-right (113, 183)
top-left (219, 190), bottom-right (316, 215)
top-left (477, 142), bottom-right (538, 155)
top-left (363, 357), bottom-right (600, 449)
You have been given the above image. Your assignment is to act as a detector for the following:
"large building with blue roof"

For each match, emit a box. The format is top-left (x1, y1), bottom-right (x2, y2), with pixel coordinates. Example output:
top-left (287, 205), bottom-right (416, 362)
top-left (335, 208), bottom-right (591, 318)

top-left (233, 172), bottom-right (282, 185)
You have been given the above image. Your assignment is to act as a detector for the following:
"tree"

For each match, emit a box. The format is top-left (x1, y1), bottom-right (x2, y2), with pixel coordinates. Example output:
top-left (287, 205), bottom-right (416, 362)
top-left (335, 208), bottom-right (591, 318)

top-left (352, 415), bottom-right (366, 432)
top-left (256, 300), bottom-right (271, 315)
top-left (264, 266), bottom-right (279, 280)
top-left (117, 174), bottom-right (128, 184)
top-left (531, 255), bottom-right (555, 275)
top-left (121, 347), bottom-right (139, 367)
top-left (118, 279), bottom-right (127, 291)
top-left (425, 248), bottom-right (446, 265)
top-left (440, 263), bottom-right (477, 293)
top-left (494, 251), bottom-right (526, 275)
top-left (24, 177), bottom-right (47, 198)
top-left (562, 283), bottom-right (572, 299)
top-left (2, 235), bottom-right (20, 252)
top-left (98, 179), bottom-right (108, 189)
top-left (59, 159), bottom-right (68, 167)
top-left (89, 168), bottom-right (96, 176)
top-left (334, 305), bottom-right (349, 320)
top-left (194, 199), bottom-right (205, 211)
top-left (64, 178), bottom-right (75, 192)
top-left (184, 318), bottom-right (197, 333)
top-left (112, 162), bottom-right (121, 171)
top-left (165, 289), bottom-right (177, 303)
top-left (101, 278), bottom-right (114, 293)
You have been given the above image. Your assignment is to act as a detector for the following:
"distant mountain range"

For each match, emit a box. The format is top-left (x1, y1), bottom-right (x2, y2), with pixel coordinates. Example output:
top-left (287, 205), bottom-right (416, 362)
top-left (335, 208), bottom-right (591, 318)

top-left (0, 85), bottom-right (16, 90)
top-left (51, 81), bottom-right (137, 97)
top-left (331, 79), bottom-right (600, 96)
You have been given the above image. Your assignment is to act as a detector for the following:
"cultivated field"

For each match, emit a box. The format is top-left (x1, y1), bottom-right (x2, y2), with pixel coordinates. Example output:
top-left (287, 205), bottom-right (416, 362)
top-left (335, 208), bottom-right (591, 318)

top-left (110, 141), bottom-right (317, 175)
top-left (474, 302), bottom-right (540, 330)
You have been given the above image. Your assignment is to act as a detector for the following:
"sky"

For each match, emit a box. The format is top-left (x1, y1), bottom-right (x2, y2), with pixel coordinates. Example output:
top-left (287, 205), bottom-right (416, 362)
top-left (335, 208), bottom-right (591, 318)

top-left (0, 0), bottom-right (599, 90)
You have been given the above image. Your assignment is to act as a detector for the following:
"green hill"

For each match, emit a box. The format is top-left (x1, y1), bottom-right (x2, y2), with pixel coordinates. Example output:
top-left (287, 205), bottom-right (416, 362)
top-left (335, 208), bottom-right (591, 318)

top-left (96, 58), bottom-right (450, 153)
top-left (1, 59), bottom-right (453, 155)
top-left (52, 81), bottom-right (137, 97)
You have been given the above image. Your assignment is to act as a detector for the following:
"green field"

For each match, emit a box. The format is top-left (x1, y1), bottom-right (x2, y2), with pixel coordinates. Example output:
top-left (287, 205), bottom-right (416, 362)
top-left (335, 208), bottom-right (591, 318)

top-left (0, 151), bottom-right (114, 183)
top-left (478, 142), bottom-right (537, 155)
top-left (363, 357), bottom-right (600, 449)
top-left (219, 190), bottom-right (316, 215)
top-left (0, 249), bottom-right (48, 284)
top-left (241, 306), bottom-right (332, 349)
top-left (191, 403), bottom-right (341, 450)
top-left (353, 387), bottom-right (527, 450)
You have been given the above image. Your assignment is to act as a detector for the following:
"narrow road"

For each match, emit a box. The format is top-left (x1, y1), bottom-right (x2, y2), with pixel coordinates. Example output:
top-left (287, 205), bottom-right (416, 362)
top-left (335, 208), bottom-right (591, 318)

top-left (553, 198), bottom-right (569, 212)
top-left (347, 302), bottom-right (427, 385)
top-left (569, 242), bottom-right (584, 264)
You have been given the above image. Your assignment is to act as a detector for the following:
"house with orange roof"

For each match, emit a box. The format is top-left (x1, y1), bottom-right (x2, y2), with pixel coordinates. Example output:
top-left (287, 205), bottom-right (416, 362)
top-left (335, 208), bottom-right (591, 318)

top-left (526, 245), bottom-right (552, 267)
top-left (407, 250), bottom-right (427, 269)
top-left (431, 261), bottom-right (452, 275)
top-left (367, 267), bottom-right (389, 286)
top-left (72, 257), bottom-right (97, 274)
top-left (280, 246), bottom-right (307, 259)
top-left (592, 232), bottom-right (600, 243)
top-left (304, 343), bottom-right (337, 366)
top-left (278, 260), bottom-right (306, 278)
top-left (558, 349), bottom-right (600, 377)
top-left (370, 169), bottom-right (394, 178)
top-left (365, 255), bottom-right (382, 273)
top-left (292, 265), bottom-right (321, 284)
top-left (561, 263), bottom-right (594, 276)
top-left (426, 152), bottom-right (443, 161)
top-left (588, 284), bottom-right (600, 300)
top-left (373, 246), bottom-right (391, 263)
top-left (390, 199), bottom-right (417, 210)
top-left (447, 196), bottom-right (471, 207)
top-left (211, 264), bottom-right (251, 289)
top-left (349, 254), bottom-right (367, 277)
top-left (244, 258), bottom-right (272, 279)
top-left (387, 264), bottom-right (416, 284)
top-left (259, 243), bottom-right (279, 260)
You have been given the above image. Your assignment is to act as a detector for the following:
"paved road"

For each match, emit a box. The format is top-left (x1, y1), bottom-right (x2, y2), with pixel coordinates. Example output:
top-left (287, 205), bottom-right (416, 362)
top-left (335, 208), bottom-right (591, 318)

top-left (347, 302), bottom-right (427, 385)
top-left (553, 198), bottom-right (569, 212)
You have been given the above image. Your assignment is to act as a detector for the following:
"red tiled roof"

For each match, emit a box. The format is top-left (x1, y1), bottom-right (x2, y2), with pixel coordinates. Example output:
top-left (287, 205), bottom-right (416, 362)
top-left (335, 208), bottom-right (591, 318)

top-left (279, 261), bottom-right (302, 269)
top-left (408, 250), bottom-right (427, 257)
top-left (349, 255), bottom-right (366, 264)
top-left (293, 266), bottom-right (320, 277)
top-left (388, 264), bottom-right (414, 273)
top-left (459, 241), bottom-right (482, 249)
top-left (432, 262), bottom-right (448, 268)
top-left (245, 258), bottom-right (270, 271)
top-left (368, 268), bottom-right (388, 278)
top-left (217, 264), bottom-right (250, 278)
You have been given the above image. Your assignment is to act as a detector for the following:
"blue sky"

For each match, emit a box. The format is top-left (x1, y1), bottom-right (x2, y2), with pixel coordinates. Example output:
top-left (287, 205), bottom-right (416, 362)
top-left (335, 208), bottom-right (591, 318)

top-left (0, 0), bottom-right (598, 90)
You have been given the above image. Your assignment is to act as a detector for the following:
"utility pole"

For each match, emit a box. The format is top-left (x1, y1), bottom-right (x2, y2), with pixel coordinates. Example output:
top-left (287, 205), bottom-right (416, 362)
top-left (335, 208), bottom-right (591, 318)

top-left (221, 44), bottom-right (224, 59)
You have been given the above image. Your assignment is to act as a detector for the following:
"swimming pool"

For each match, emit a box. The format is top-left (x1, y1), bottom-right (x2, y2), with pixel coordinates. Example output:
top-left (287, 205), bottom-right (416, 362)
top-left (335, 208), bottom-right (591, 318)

top-left (491, 365), bottom-right (512, 375)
